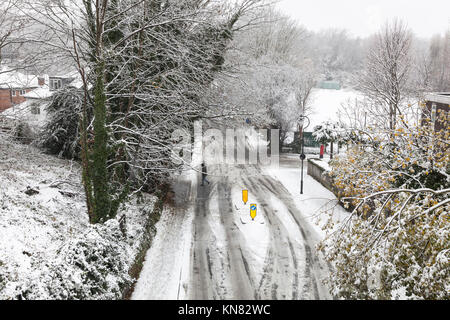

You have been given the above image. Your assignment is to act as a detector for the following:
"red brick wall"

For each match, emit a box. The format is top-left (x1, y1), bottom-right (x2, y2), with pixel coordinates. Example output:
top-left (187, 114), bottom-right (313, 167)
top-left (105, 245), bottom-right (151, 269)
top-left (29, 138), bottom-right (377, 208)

top-left (0, 89), bottom-right (12, 112)
top-left (11, 89), bottom-right (30, 105)
top-left (0, 88), bottom-right (33, 112)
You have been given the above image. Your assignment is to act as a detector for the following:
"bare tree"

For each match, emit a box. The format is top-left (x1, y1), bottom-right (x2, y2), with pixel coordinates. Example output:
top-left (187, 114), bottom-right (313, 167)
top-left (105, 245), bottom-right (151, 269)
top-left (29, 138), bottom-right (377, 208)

top-left (357, 19), bottom-right (412, 131)
top-left (0, 0), bottom-right (50, 76)
top-left (295, 59), bottom-right (316, 116)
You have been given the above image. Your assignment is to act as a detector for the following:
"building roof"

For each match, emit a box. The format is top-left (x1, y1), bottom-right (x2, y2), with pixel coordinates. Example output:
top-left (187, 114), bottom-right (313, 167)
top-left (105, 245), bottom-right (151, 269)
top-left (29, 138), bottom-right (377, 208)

top-left (425, 93), bottom-right (450, 105)
top-left (49, 70), bottom-right (78, 79)
top-left (0, 67), bottom-right (41, 89)
top-left (23, 85), bottom-right (53, 99)
top-left (0, 65), bottom-right (84, 97)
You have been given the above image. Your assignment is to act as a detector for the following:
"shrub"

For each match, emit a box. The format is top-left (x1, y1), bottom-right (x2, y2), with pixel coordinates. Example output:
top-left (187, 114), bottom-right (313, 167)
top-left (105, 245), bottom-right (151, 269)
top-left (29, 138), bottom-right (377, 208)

top-left (14, 220), bottom-right (132, 300)
top-left (39, 87), bottom-right (84, 159)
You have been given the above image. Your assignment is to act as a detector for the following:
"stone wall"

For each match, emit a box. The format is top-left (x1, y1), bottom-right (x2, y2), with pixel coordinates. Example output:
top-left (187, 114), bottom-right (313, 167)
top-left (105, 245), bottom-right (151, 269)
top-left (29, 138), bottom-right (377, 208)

top-left (307, 158), bottom-right (334, 192)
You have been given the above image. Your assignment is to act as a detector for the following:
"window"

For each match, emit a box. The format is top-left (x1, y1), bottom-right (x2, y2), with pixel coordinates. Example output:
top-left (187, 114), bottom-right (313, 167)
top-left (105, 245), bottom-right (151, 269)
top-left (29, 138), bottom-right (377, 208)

top-left (11, 90), bottom-right (16, 96)
top-left (19, 90), bottom-right (26, 96)
top-left (31, 104), bottom-right (40, 115)
top-left (50, 78), bottom-right (62, 91)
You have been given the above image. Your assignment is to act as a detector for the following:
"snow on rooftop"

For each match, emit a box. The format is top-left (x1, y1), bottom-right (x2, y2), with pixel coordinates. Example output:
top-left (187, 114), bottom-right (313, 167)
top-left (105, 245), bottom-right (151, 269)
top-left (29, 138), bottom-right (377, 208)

top-left (425, 92), bottom-right (450, 105)
top-left (51, 70), bottom-right (79, 79)
top-left (0, 68), bottom-right (41, 89)
top-left (23, 85), bottom-right (53, 99)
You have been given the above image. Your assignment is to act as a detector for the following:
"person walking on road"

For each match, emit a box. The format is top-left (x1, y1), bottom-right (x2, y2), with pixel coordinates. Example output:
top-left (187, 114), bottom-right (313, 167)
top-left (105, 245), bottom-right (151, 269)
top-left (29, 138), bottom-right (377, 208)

top-left (201, 162), bottom-right (210, 186)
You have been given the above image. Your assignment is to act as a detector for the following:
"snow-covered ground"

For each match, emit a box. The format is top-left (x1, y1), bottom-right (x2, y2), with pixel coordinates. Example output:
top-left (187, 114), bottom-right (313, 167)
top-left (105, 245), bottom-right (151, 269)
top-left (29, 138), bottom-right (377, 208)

top-left (0, 136), bottom-right (157, 300)
top-left (308, 88), bottom-right (362, 129)
top-left (0, 121), bottom-right (349, 300)
top-left (284, 88), bottom-right (361, 145)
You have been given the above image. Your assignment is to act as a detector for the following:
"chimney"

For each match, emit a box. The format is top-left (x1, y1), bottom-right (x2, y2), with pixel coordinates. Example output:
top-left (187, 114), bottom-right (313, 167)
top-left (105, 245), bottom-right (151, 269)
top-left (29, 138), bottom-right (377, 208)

top-left (38, 77), bottom-right (45, 86)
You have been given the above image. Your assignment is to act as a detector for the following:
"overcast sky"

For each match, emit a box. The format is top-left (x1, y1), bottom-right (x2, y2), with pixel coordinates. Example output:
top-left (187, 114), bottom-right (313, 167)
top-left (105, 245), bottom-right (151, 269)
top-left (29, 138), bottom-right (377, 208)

top-left (276, 0), bottom-right (450, 38)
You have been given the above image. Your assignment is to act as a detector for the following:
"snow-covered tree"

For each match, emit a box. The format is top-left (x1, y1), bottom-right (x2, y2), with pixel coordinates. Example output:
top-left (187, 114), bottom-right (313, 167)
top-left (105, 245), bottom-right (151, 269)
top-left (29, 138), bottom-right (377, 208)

top-left (0, 1), bottom-right (49, 75)
top-left (325, 30), bottom-right (449, 295)
top-left (409, 30), bottom-right (450, 97)
top-left (21, 0), bottom-right (264, 223)
top-left (212, 8), bottom-right (316, 148)
top-left (321, 103), bottom-right (449, 299)
top-left (427, 31), bottom-right (450, 92)
top-left (0, 1), bottom-right (24, 66)
top-left (312, 121), bottom-right (343, 159)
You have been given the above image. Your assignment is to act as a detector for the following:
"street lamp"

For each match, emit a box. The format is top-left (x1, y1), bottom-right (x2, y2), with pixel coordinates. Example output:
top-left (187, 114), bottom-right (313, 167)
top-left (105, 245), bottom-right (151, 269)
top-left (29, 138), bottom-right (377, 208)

top-left (298, 114), bottom-right (310, 195)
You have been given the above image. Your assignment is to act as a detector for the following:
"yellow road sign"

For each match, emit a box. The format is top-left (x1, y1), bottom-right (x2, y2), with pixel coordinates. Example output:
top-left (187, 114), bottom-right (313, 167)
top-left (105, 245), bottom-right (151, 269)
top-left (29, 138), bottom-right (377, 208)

top-left (250, 204), bottom-right (257, 220)
top-left (242, 190), bottom-right (248, 204)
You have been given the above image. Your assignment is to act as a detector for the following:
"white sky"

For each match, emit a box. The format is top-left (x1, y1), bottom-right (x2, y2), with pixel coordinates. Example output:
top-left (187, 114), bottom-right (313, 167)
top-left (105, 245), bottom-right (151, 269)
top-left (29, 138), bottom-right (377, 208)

top-left (276, 0), bottom-right (450, 38)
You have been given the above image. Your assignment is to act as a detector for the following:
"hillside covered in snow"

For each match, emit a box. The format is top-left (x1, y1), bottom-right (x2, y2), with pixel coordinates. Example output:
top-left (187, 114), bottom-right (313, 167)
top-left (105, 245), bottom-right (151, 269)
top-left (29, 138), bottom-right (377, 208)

top-left (0, 137), bottom-right (159, 300)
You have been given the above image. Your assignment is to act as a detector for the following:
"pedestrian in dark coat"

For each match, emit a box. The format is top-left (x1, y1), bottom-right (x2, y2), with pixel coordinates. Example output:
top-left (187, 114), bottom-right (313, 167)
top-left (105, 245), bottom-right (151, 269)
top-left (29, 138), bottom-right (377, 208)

top-left (201, 162), bottom-right (210, 186)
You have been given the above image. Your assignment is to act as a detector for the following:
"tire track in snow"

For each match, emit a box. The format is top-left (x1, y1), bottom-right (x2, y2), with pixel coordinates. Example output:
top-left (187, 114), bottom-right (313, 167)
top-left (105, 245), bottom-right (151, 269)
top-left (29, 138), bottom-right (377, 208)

top-left (242, 173), bottom-right (298, 300)
top-left (191, 184), bottom-right (214, 299)
top-left (261, 175), bottom-right (331, 300)
top-left (189, 151), bottom-right (331, 299)
top-left (242, 166), bottom-right (328, 300)
top-left (216, 177), bottom-right (256, 300)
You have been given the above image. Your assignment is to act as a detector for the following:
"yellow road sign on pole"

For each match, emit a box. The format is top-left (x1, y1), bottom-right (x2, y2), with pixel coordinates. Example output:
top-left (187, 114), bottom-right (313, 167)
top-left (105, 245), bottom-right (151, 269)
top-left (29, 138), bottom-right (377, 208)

top-left (242, 190), bottom-right (248, 204)
top-left (250, 204), bottom-right (257, 221)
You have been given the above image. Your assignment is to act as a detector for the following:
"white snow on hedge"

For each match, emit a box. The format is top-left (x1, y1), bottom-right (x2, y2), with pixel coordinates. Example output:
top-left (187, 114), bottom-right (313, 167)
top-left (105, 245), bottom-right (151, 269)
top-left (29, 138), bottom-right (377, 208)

top-left (0, 137), bottom-right (157, 300)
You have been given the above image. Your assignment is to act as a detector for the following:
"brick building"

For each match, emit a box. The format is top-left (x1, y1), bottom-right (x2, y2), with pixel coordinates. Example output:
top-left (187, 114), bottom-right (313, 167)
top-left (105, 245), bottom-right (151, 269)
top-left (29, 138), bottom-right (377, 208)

top-left (424, 93), bottom-right (450, 132)
top-left (0, 70), bottom-right (44, 112)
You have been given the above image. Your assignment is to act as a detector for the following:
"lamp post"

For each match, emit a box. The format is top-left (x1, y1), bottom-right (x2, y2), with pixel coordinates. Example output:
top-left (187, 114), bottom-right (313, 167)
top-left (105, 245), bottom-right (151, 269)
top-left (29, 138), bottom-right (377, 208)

top-left (298, 115), bottom-right (310, 195)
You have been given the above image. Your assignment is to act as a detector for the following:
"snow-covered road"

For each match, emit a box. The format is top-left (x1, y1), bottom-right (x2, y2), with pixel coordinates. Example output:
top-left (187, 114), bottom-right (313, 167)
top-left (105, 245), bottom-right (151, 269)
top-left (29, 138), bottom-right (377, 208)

top-left (188, 160), bottom-right (331, 300)
top-left (133, 154), bottom-right (334, 300)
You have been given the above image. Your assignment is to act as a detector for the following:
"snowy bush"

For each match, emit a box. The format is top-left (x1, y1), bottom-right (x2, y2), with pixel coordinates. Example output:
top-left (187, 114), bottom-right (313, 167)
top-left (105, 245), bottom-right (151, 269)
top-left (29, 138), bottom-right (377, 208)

top-left (312, 121), bottom-right (344, 145)
top-left (47, 220), bottom-right (131, 300)
top-left (9, 220), bottom-right (132, 300)
top-left (320, 109), bottom-right (449, 300)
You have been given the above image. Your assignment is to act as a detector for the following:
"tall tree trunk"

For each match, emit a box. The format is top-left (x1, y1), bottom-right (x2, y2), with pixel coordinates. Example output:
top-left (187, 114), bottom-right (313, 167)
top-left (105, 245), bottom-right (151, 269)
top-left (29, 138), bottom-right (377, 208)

top-left (91, 61), bottom-right (112, 223)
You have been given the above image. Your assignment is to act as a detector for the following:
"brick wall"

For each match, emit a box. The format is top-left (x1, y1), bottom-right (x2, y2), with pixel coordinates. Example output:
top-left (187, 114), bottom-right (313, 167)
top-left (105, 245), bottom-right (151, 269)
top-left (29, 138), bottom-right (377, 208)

top-left (11, 89), bottom-right (30, 105)
top-left (0, 89), bottom-right (12, 112)
top-left (0, 88), bottom-right (33, 112)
